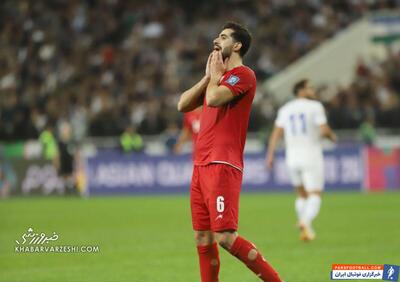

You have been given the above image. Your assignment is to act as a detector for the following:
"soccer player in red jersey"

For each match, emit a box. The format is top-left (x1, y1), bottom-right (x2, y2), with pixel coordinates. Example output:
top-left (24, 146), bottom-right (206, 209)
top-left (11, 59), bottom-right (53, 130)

top-left (177, 22), bottom-right (282, 282)
top-left (174, 107), bottom-right (202, 155)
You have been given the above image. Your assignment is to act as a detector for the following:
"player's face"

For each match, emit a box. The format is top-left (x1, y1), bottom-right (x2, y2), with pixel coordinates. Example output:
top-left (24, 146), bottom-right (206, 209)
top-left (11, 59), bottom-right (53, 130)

top-left (213, 28), bottom-right (235, 59)
top-left (304, 83), bottom-right (316, 99)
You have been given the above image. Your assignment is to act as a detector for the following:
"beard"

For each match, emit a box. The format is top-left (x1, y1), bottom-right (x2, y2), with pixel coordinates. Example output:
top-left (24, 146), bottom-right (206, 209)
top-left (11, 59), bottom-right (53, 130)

top-left (221, 46), bottom-right (232, 60)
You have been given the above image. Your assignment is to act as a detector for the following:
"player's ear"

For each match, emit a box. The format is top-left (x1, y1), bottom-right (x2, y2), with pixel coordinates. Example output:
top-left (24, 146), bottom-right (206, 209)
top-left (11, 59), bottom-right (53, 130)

top-left (233, 42), bottom-right (242, 53)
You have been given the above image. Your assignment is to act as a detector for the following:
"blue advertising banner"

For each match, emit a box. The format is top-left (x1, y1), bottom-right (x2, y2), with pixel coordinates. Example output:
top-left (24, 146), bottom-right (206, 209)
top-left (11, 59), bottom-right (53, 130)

top-left (86, 152), bottom-right (192, 195)
top-left (85, 146), bottom-right (363, 195)
top-left (254, 146), bottom-right (364, 192)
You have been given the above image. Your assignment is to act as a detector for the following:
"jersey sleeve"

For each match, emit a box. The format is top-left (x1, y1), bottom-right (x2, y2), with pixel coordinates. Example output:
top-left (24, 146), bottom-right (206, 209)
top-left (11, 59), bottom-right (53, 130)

top-left (219, 68), bottom-right (255, 97)
top-left (275, 108), bottom-right (285, 128)
top-left (313, 103), bottom-right (327, 125)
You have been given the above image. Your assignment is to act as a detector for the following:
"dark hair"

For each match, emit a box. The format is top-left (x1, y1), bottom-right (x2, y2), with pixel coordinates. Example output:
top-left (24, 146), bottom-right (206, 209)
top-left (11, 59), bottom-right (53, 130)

top-left (293, 79), bottom-right (308, 96)
top-left (222, 22), bottom-right (252, 57)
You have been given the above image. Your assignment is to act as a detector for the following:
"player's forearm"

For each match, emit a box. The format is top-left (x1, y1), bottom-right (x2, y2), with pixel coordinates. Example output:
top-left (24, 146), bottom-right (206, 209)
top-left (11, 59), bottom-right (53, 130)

top-left (320, 125), bottom-right (337, 142)
top-left (177, 76), bottom-right (209, 112)
top-left (205, 78), bottom-right (220, 107)
top-left (267, 128), bottom-right (283, 158)
top-left (174, 129), bottom-right (191, 154)
top-left (206, 78), bottom-right (232, 107)
top-left (176, 129), bottom-right (190, 147)
top-left (326, 131), bottom-right (337, 142)
top-left (267, 137), bottom-right (278, 159)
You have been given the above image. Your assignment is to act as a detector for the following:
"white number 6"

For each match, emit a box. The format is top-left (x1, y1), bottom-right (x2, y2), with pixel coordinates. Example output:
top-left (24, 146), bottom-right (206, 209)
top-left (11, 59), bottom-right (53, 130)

top-left (216, 196), bottom-right (225, 212)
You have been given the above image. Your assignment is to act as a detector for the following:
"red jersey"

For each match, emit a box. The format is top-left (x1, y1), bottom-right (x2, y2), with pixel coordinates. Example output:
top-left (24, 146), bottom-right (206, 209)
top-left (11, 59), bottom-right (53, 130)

top-left (183, 108), bottom-right (202, 145)
top-left (194, 65), bottom-right (256, 170)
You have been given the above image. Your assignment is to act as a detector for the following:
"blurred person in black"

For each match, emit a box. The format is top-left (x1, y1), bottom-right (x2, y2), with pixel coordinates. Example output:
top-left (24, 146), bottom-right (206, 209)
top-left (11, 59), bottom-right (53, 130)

top-left (54, 121), bottom-right (76, 195)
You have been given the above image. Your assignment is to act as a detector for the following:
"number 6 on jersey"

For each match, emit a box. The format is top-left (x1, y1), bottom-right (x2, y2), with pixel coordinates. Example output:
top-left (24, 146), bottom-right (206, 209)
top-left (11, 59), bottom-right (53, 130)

top-left (216, 196), bottom-right (225, 212)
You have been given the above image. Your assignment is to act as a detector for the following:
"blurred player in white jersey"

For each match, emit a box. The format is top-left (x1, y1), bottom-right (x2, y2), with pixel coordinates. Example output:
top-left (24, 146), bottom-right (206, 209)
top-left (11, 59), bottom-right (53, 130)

top-left (266, 79), bottom-right (336, 241)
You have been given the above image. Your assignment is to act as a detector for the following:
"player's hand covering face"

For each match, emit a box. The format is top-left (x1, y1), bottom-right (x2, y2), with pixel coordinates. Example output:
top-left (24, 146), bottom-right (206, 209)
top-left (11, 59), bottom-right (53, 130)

top-left (209, 51), bottom-right (227, 81)
top-left (205, 52), bottom-right (213, 78)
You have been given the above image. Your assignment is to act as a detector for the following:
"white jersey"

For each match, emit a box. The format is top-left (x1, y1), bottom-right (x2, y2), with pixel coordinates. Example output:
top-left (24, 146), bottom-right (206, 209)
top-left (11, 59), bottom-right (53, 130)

top-left (275, 98), bottom-right (327, 167)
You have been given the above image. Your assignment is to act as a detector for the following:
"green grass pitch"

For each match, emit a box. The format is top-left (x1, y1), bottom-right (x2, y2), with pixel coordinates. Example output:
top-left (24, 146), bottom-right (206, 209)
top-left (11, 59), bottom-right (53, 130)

top-left (0, 192), bottom-right (399, 282)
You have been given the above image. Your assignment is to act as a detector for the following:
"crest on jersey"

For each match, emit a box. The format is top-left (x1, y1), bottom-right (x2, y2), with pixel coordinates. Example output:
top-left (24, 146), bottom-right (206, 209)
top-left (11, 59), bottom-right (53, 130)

top-left (225, 75), bottom-right (240, 86)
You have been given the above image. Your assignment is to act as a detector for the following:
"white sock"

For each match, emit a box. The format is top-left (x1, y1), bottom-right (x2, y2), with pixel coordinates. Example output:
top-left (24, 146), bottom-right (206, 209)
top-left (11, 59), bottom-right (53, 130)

top-left (295, 197), bottom-right (306, 221)
top-left (302, 194), bottom-right (321, 227)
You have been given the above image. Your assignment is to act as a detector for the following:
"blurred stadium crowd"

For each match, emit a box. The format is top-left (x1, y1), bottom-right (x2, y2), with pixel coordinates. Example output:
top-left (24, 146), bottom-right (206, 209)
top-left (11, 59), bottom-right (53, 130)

top-left (0, 0), bottom-right (399, 142)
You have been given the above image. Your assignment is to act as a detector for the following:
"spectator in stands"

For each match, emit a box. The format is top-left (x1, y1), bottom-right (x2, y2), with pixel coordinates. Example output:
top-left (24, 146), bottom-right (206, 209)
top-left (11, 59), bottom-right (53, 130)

top-left (326, 50), bottom-right (400, 130)
top-left (0, 0), bottom-right (399, 141)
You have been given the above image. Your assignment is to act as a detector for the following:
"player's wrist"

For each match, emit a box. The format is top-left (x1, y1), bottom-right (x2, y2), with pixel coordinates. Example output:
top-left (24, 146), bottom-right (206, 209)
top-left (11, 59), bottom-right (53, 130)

top-left (209, 75), bottom-right (220, 85)
top-left (201, 75), bottom-right (210, 86)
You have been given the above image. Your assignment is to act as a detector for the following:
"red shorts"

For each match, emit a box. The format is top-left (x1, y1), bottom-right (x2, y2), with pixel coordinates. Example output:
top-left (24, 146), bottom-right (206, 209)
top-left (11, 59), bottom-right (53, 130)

top-left (190, 163), bottom-right (242, 232)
